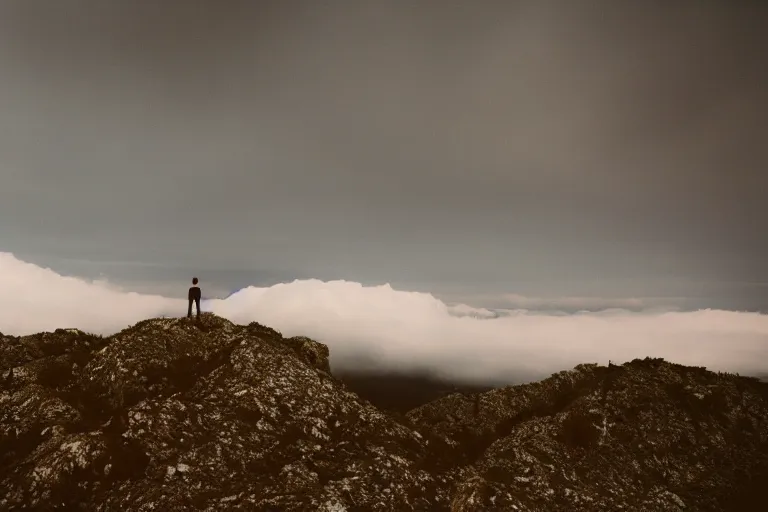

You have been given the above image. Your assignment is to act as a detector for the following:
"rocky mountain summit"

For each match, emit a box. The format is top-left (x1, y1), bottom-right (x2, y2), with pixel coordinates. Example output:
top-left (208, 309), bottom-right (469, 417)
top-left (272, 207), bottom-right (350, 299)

top-left (2, 313), bottom-right (767, 511)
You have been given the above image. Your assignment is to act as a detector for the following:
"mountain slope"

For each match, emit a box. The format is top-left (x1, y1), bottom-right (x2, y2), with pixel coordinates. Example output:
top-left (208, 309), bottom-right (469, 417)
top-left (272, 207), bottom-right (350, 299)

top-left (407, 360), bottom-right (768, 511)
top-left (1, 314), bottom-right (452, 511)
top-left (2, 313), bottom-right (768, 511)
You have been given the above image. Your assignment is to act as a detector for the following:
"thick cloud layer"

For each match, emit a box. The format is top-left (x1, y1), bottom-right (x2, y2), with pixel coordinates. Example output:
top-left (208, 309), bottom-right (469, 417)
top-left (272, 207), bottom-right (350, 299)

top-left (1, 1), bottom-right (766, 294)
top-left (2, 252), bottom-right (767, 384)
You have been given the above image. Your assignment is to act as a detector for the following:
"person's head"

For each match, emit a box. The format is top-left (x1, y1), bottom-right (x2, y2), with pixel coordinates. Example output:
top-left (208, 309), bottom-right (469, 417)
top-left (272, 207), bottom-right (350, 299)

top-left (192, 277), bottom-right (199, 285)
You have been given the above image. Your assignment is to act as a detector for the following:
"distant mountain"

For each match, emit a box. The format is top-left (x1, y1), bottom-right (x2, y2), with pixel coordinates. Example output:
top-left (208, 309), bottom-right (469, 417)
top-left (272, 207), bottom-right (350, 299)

top-left (2, 315), bottom-right (767, 511)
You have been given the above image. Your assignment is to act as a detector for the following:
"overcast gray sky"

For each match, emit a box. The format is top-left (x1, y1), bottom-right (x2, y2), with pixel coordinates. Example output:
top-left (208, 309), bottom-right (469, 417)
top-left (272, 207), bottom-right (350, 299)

top-left (0, 1), bottom-right (766, 309)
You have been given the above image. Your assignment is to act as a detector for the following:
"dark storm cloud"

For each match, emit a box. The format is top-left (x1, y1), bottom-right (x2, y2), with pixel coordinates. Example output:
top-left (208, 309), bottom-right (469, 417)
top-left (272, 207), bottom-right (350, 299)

top-left (0, 1), bottom-right (766, 305)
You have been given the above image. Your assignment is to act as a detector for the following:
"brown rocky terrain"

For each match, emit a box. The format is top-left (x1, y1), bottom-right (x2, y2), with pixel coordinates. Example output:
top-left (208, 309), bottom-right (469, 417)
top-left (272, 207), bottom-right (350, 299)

top-left (2, 313), bottom-right (767, 511)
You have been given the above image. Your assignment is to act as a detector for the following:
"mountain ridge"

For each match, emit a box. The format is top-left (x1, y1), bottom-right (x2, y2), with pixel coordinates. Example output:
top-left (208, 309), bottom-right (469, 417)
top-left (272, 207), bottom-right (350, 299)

top-left (2, 313), bottom-right (767, 511)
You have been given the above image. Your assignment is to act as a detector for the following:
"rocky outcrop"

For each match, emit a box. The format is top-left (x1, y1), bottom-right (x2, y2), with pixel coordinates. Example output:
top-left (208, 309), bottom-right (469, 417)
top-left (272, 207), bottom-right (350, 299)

top-left (2, 314), bottom-right (768, 511)
top-left (1, 314), bottom-right (451, 511)
top-left (408, 360), bottom-right (768, 511)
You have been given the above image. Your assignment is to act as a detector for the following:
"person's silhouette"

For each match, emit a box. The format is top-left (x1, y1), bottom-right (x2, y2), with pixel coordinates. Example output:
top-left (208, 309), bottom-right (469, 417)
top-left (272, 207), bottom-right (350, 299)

top-left (188, 277), bottom-right (201, 319)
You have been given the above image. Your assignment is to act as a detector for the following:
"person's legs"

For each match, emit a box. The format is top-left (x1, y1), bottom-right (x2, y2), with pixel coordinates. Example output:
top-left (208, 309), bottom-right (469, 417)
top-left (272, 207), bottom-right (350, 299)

top-left (188, 299), bottom-right (193, 318)
top-left (195, 297), bottom-right (201, 317)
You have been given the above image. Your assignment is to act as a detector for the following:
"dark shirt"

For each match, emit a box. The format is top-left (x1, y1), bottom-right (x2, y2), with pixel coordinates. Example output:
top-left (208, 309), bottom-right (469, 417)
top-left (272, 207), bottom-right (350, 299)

top-left (188, 286), bottom-right (201, 301)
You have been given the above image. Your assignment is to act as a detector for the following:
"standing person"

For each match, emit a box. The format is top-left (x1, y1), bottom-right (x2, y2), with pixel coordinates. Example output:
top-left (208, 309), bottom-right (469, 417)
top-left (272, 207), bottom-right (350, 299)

top-left (188, 277), bottom-right (202, 319)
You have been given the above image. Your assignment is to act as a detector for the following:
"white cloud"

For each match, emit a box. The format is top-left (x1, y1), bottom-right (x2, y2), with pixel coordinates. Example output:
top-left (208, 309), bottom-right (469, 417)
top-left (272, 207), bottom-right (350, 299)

top-left (0, 252), bottom-right (179, 334)
top-left (1, 251), bottom-right (767, 384)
